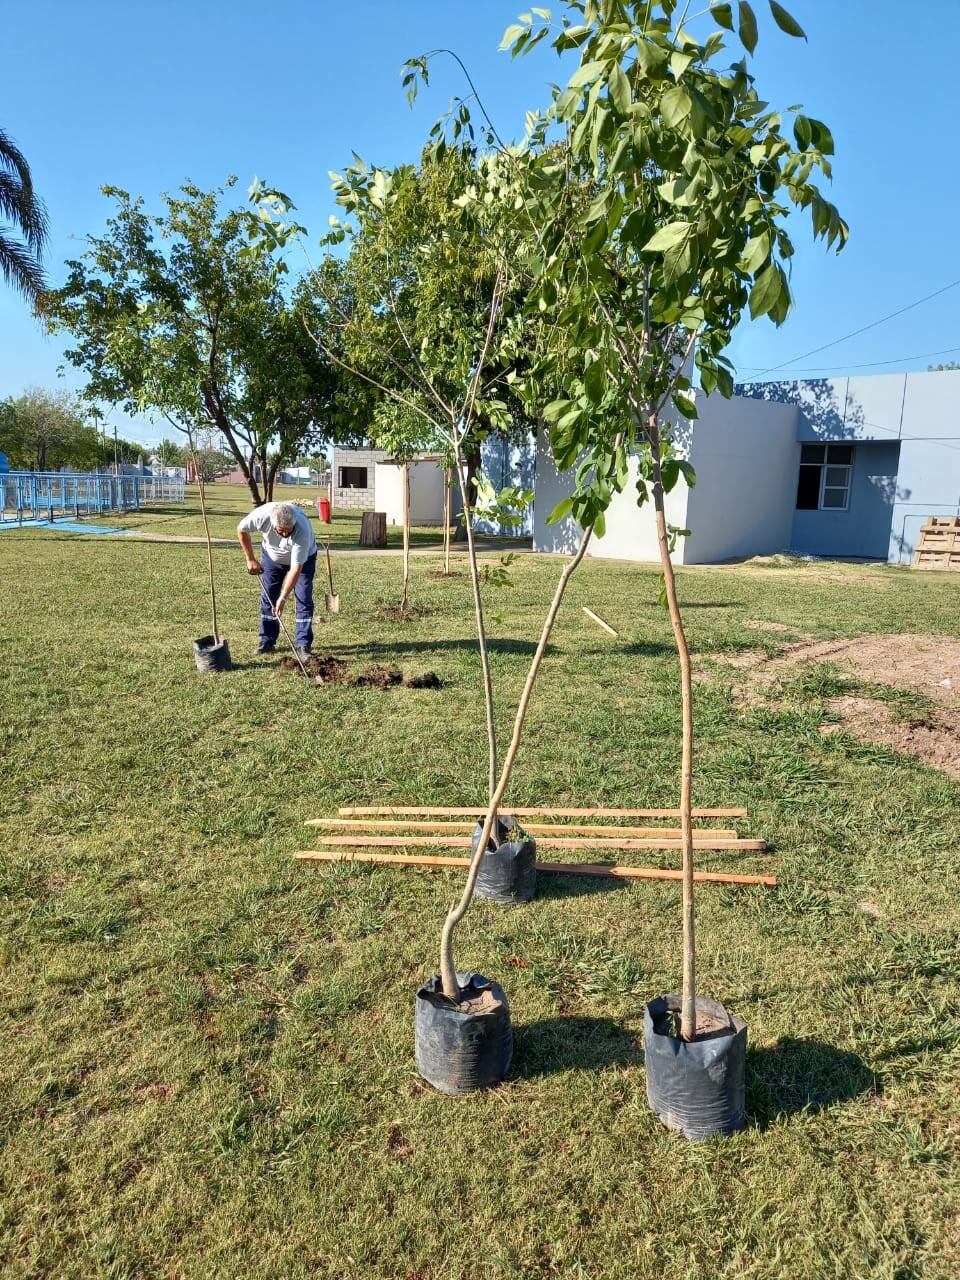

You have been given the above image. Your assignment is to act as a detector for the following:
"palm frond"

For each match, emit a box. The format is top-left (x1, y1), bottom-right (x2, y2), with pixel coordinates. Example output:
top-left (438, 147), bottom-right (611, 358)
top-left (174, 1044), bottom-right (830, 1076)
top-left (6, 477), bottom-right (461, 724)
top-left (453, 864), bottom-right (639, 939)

top-left (0, 231), bottom-right (47, 305)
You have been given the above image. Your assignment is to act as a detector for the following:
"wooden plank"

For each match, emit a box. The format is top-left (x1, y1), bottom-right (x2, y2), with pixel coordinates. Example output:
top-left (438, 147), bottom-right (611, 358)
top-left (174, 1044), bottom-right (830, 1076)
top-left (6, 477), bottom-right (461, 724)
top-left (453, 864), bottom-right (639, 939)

top-left (307, 834), bottom-right (767, 851)
top-left (293, 849), bottom-right (776, 887)
top-left (306, 817), bottom-right (739, 838)
top-left (582, 607), bottom-right (618, 637)
top-left (337, 805), bottom-right (748, 819)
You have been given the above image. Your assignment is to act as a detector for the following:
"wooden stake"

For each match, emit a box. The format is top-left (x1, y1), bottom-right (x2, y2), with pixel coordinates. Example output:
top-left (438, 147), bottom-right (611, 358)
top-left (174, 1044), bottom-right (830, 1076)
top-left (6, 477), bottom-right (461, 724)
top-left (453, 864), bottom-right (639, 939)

top-left (306, 817), bottom-right (738, 839)
top-left (307, 834), bottom-right (767, 851)
top-left (582, 606), bottom-right (618, 637)
top-left (293, 849), bottom-right (776, 887)
top-left (337, 805), bottom-right (748, 819)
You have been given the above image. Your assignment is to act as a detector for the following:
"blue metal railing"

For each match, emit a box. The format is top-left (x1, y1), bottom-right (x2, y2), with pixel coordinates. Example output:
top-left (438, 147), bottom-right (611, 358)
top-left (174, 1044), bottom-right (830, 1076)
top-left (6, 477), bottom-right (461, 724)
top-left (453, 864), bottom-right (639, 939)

top-left (0, 471), bottom-right (185, 524)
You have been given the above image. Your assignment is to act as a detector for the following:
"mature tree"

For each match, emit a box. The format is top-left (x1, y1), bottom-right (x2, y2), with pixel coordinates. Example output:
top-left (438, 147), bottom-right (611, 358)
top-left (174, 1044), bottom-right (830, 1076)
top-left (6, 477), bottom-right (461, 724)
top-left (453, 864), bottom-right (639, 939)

top-left (0, 389), bottom-right (97, 470)
top-left (44, 180), bottom-right (364, 504)
top-left (928, 361), bottom-right (960, 371)
top-left (0, 128), bottom-right (47, 305)
top-left (155, 436), bottom-right (188, 467)
top-left (500, 0), bottom-right (846, 1039)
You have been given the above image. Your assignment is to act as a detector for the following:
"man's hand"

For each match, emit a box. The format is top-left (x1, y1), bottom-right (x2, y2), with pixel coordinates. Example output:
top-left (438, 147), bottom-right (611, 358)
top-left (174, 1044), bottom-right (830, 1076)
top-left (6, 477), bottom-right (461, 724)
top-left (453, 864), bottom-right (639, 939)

top-left (273, 595), bottom-right (287, 619)
top-left (246, 558), bottom-right (263, 576)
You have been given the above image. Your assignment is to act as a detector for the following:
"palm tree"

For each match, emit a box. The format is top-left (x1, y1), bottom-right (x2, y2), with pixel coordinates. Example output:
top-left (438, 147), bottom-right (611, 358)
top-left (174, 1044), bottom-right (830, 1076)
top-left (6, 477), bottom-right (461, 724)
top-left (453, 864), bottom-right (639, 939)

top-left (0, 127), bottom-right (48, 306)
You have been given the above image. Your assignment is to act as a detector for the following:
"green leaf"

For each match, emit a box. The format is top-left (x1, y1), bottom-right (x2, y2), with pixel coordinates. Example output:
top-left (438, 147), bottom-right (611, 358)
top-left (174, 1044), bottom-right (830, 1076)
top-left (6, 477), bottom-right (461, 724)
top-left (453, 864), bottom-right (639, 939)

top-left (738, 0), bottom-right (758, 53)
top-left (661, 457), bottom-right (680, 492)
top-left (609, 61), bottom-right (632, 114)
top-left (547, 496), bottom-right (574, 525)
top-left (749, 261), bottom-right (785, 319)
top-left (740, 229), bottom-right (771, 274)
top-left (593, 509), bottom-right (606, 538)
top-left (499, 23), bottom-right (528, 50)
top-left (807, 116), bottom-right (835, 155)
top-left (642, 221), bottom-right (693, 252)
top-left (660, 85), bottom-right (692, 128)
top-left (769, 1), bottom-right (806, 38)
top-left (568, 59), bottom-right (607, 89)
top-left (678, 459), bottom-right (697, 488)
top-left (710, 2), bottom-right (735, 30)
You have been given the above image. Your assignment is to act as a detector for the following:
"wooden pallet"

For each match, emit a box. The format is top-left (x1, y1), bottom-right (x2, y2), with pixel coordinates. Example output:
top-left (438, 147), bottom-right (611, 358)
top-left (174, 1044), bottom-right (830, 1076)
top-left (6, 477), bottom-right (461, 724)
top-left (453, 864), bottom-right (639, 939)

top-left (913, 516), bottom-right (960, 571)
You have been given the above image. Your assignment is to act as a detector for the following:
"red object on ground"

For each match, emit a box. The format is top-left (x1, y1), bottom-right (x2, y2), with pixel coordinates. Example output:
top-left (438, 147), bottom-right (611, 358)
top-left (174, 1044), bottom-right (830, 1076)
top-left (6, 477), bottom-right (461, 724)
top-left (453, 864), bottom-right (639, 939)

top-left (318, 498), bottom-right (331, 523)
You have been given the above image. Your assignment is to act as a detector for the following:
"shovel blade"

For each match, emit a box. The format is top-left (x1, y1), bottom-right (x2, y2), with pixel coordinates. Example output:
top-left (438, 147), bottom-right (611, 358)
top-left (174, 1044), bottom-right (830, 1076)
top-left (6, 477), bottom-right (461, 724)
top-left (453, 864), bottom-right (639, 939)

top-left (326, 593), bottom-right (340, 613)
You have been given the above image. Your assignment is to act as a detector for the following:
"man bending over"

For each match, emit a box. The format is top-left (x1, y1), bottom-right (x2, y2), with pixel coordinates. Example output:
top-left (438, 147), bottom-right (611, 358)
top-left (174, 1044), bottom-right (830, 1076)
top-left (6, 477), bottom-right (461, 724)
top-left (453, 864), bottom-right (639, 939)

top-left (237, 500), bottom-right (318, 657)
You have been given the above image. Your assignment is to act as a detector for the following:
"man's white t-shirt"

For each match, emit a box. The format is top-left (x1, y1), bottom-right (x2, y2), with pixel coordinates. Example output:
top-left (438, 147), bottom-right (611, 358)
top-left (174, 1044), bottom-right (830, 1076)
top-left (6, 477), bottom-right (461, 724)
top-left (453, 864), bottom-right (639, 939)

top-left (238, 503), bottom-right (318, 568)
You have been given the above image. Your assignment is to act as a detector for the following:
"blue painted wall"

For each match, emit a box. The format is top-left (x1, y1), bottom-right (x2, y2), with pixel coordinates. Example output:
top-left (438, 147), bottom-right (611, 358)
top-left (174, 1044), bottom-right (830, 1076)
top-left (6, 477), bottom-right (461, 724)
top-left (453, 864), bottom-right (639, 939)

top-left (740, 370), bottom-right (960, 563)
top-left (790, 441), bottom-right (900, 559)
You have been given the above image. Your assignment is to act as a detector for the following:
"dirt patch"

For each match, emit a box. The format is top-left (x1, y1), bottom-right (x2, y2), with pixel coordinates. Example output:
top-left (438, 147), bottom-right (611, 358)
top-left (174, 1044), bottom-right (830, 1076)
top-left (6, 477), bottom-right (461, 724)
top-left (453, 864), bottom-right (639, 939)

top-left (353, 664), bottom-right (403, 689)
top-left (279, 651), bottom-right (441, 691)
top-left (374, 602), bottom-right (435, 622)
top-left (713, 633), bottom-right (960, 700)
top-left (743, 619), bottom-right (804, 634)
top-left (706, 631), bottom-right (960, 778)
top-left (427, 569), bottom-right (465, 580)
top-left (821, 694), bottom-right (960, 779)
top-left (279, 653), bottom-right (348, 684)
top-left (405, 672), bottom-right (443, 689)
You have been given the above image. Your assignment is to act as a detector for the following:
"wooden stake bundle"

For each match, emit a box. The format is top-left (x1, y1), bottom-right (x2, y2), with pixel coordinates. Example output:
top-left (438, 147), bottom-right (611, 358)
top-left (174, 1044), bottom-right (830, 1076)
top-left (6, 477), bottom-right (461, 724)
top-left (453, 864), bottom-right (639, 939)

top-left (307, 817), bottom-right (739, 839)
top-left (294, 849), bottom-right (776, 888)
top-left (306, 834), bottom-right (767, 851)
top-left (337, 805), bottom-right (748, 819)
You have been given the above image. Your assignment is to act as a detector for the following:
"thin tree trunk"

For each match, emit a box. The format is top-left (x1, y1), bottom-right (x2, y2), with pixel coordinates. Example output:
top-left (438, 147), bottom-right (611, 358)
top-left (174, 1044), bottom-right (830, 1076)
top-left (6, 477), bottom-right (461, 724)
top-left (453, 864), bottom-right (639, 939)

top-left (439, 526), bottom-right (593, 1001)
top-left (648, 416), bottom-right (696, 1041)
top-left (451, 445), bottom-right (498, 814)
top-left (443, 467), bottom-right (452, 574)
top-left (401, 462), bottom-right (411, 612)
top-left (452, 440), bottom-right (481, 542)
top-left (189, 429), bottom-right (219, 640)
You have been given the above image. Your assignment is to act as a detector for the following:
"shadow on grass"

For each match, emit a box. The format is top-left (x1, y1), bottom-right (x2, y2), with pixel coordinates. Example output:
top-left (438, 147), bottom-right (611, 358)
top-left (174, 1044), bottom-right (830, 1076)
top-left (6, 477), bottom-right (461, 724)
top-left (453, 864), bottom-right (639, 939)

top-left (534, 870), bottom-right (630, 899)
top-left (329, 638), bottom-right (547, 658)
top-left (513, 1015), bottom-right (642, 1079)
top-left (746, 1037), bottom-right (877, 1128)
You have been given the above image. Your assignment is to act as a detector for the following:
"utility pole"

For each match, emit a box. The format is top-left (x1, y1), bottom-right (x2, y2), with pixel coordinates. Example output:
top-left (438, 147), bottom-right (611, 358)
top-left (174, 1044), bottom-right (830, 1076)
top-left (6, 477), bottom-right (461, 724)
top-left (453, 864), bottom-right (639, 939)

top-left (113, 424), bottom-right (119, 477)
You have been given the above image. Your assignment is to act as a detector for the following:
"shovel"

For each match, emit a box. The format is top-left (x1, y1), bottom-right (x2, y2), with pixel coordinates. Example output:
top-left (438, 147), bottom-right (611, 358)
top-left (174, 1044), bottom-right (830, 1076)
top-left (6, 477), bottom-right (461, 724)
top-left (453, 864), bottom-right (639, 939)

top-left (324, 542), bottom-right (340, 613)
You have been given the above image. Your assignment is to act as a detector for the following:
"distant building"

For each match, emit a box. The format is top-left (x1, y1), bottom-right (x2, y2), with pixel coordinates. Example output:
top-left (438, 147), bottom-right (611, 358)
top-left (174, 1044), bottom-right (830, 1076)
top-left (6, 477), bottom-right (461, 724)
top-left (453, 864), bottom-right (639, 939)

top-left (331, 445), bottom-right (387, 511)
top-left (533, 369), bottom-right (960, 565)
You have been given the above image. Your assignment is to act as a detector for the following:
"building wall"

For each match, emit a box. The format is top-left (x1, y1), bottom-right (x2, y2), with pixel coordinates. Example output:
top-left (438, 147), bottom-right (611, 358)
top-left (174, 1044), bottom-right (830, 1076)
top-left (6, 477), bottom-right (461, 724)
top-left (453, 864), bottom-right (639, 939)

top-left (742, 369), bottom-right (960, 563)
top-left (472, 435), bottom-right (535, 536)
top-left (375, 459), bottom-right (454, 527)
top-left (684, 394), bottom-right (797, 562)
top-left (532, 429), bottom-right (692, 561)
top-left (790, 441), bottom-right (901, 559)
top-left (332, 447), bottom-right (386, 511)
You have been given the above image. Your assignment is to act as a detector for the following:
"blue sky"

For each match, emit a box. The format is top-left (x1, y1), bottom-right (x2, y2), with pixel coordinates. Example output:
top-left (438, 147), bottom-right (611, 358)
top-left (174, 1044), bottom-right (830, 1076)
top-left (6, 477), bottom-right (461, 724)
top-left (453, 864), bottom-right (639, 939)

top-left (2, 1), bottom-right (958, 445)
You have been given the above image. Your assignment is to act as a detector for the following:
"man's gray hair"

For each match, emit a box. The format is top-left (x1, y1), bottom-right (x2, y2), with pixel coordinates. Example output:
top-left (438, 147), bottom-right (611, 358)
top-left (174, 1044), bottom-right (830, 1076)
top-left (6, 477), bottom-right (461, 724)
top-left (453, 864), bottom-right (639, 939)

top-left (272, 502), bottom-right (296, 530)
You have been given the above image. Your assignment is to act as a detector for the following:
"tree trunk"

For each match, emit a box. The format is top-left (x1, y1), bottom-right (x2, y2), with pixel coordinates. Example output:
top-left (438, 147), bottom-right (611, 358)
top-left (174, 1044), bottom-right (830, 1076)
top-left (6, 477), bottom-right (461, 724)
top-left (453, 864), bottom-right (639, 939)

top-left (439, 525), bottom-right (593, 1001)
top-left (452, 440), bottom-right (481, 543)
top-left (443, 467), bottom-right (452, 574)
top-left (188, 429), bottom-right (219, 641)
top-left (648, 415), bottom-right (696, 1041)
top-left (263, 453), bottom-right (277, 501)
top-left (201, 390), bottom-right (263, 505)
top-left (401, 463), bottom-right (411, 612)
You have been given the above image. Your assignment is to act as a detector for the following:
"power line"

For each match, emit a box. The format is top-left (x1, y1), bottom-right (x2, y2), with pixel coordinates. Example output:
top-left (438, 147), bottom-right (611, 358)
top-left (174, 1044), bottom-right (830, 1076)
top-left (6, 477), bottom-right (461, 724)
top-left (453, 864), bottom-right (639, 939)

top-left (740, 343), bottom-right (960, 375)
top-left (750, 277), bottom-right (960, 378)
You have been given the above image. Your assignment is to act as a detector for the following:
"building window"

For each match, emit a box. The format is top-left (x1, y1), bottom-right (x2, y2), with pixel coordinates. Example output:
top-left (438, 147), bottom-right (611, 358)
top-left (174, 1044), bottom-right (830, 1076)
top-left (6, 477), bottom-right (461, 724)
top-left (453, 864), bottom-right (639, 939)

top-left (796, 444), bottom-right (853, 511)
top-left (338, 466), bottom-right (368, 489)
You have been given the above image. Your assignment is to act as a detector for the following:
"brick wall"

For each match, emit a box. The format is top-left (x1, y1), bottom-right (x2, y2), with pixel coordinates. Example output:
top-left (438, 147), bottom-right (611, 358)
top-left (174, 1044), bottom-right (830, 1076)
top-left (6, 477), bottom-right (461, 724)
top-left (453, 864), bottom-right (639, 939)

top-left (333, 447), bottom-right (387, 510)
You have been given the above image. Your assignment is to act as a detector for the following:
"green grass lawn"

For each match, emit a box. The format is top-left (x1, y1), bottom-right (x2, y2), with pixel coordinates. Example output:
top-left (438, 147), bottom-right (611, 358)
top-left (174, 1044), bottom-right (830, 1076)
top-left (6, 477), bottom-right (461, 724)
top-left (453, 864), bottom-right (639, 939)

top-left (2, 488), bottom-right (959, 1279)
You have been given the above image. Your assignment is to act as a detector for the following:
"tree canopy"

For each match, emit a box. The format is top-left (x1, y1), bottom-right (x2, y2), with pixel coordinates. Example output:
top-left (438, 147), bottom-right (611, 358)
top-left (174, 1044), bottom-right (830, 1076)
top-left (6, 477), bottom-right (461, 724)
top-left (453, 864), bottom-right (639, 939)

top-left (43, 179), bottom-right (366, 503)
